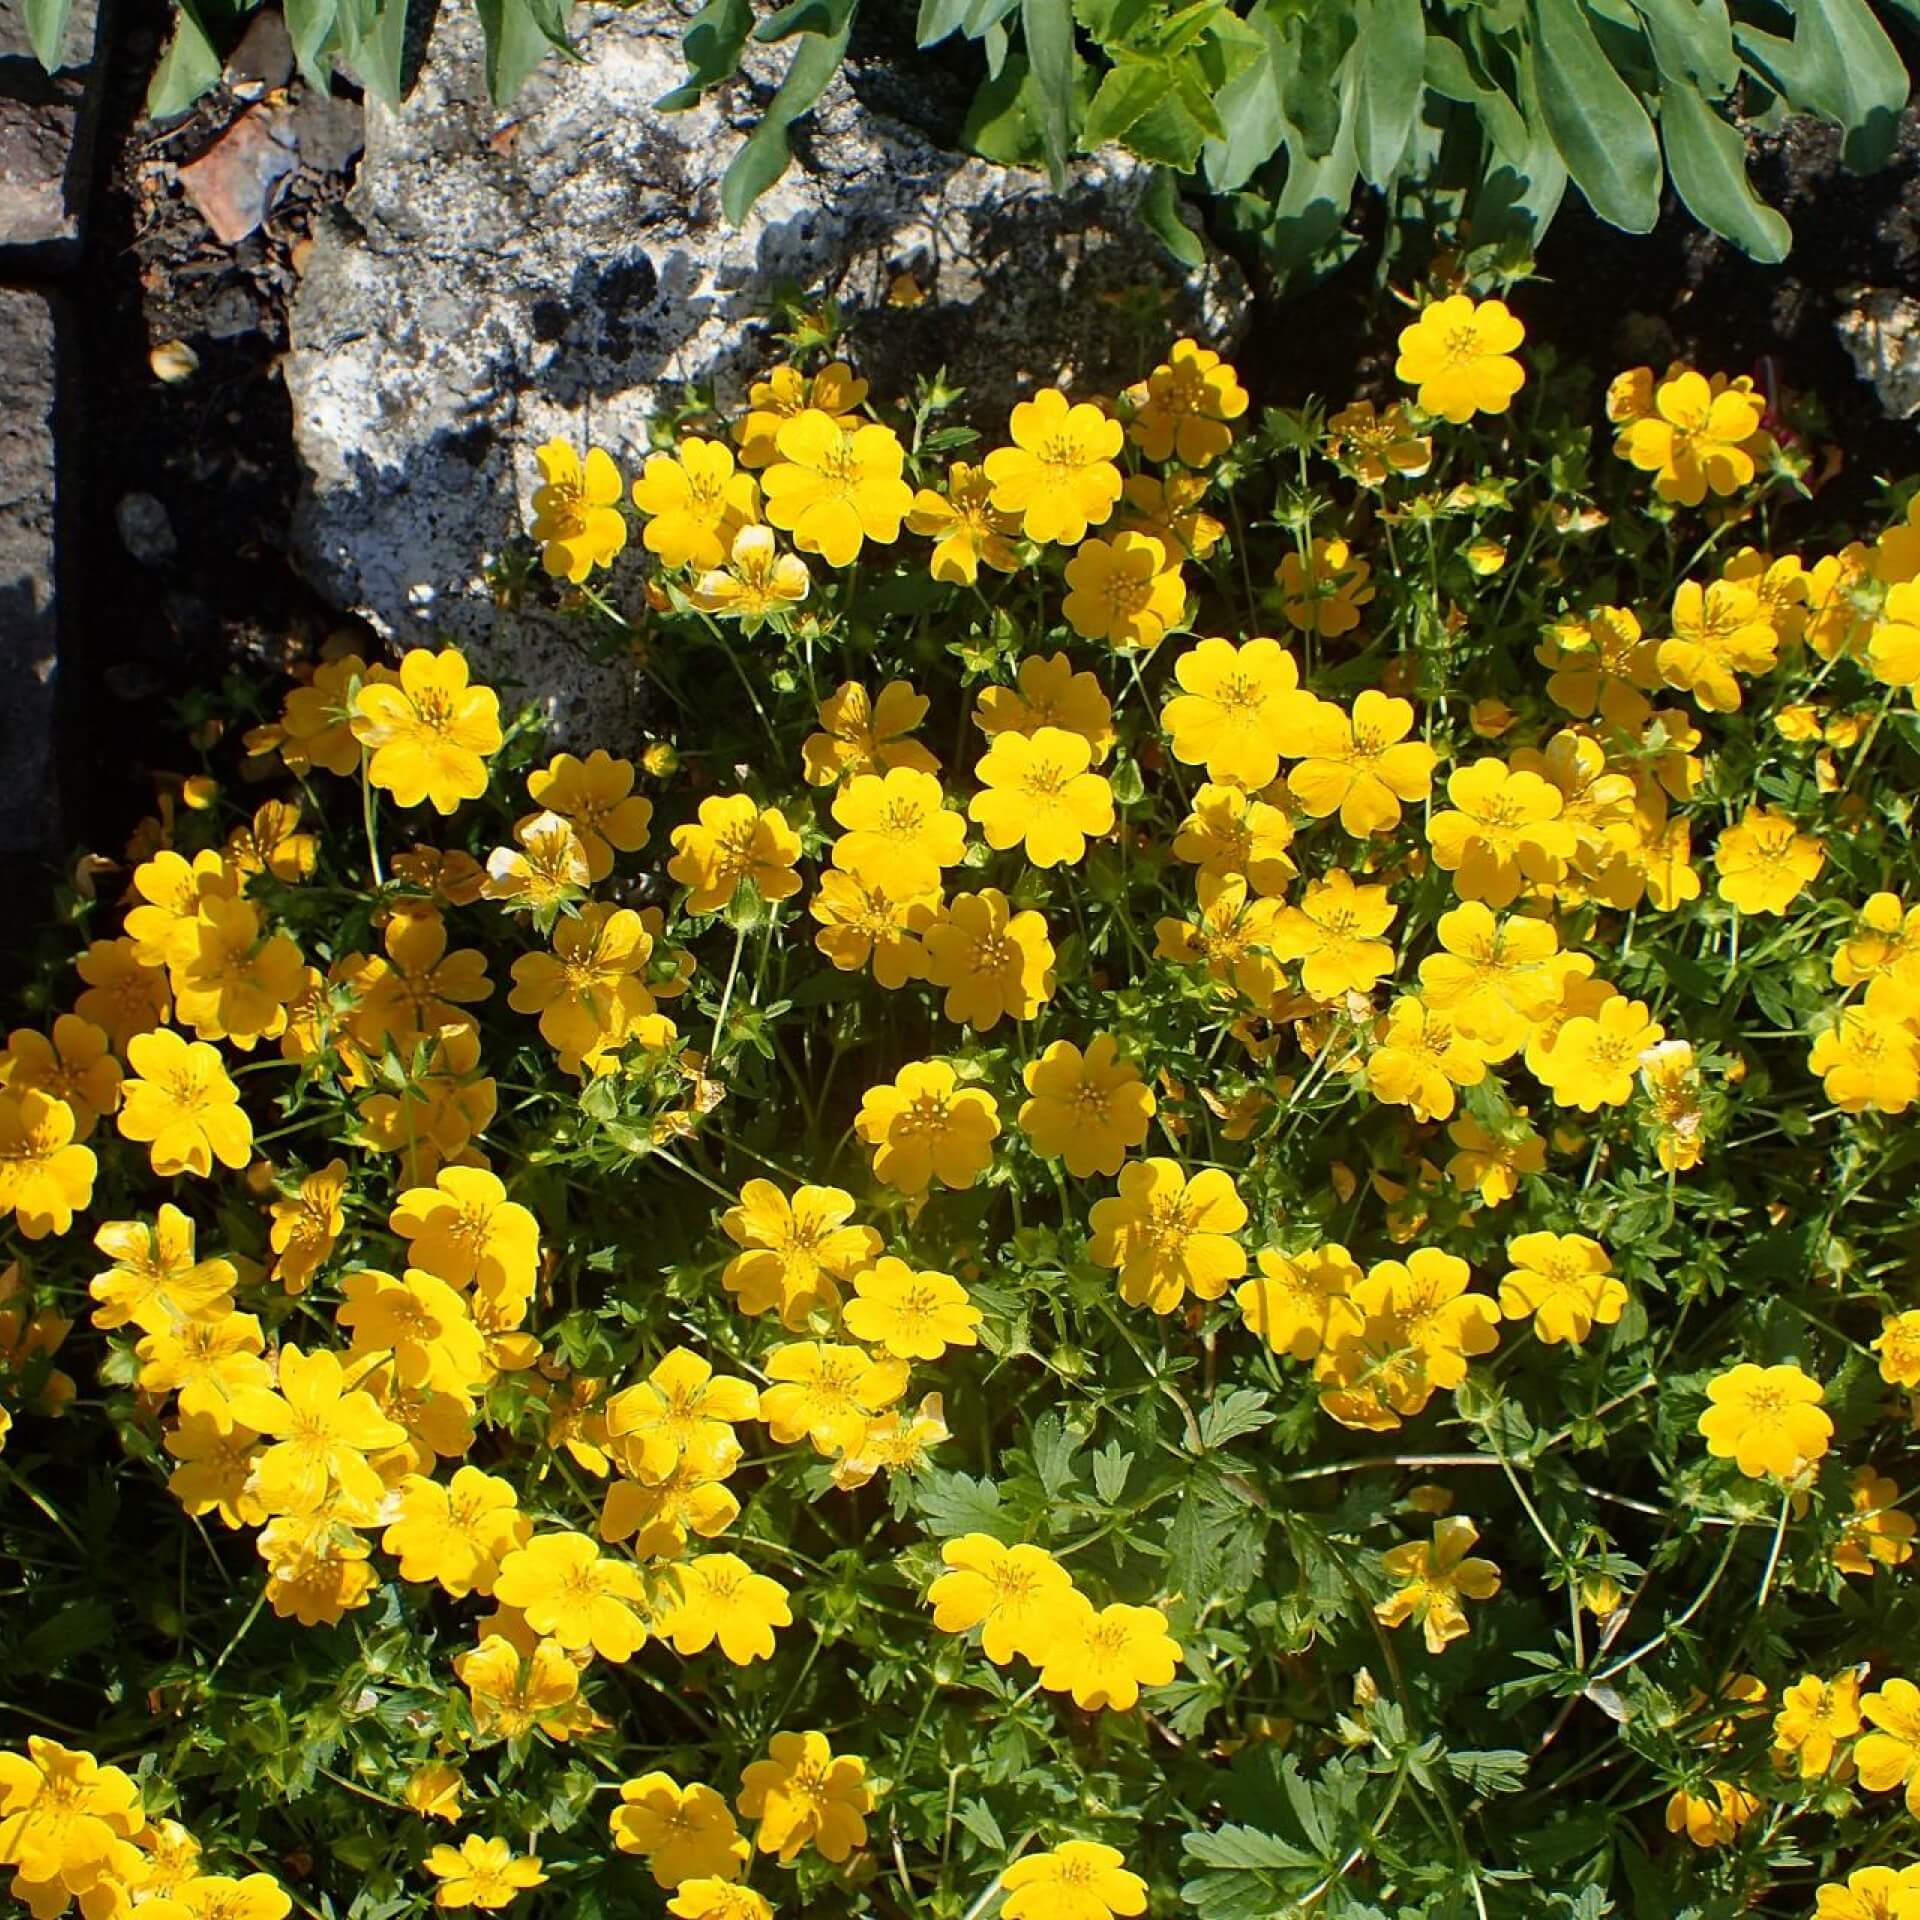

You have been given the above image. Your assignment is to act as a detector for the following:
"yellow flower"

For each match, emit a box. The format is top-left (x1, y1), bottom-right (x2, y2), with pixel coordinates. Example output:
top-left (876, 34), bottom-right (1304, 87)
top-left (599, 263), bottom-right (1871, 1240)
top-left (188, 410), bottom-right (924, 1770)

top-left (759, 1341), bottom-right (908, 1456)
top-left (1773, 1671), bottom-right (1864, 1777)
top-left (1234, 1243), bottom-right (1364, 1361)
top-left (228, 1344), bottom-right (406, 1516)
top-left (1664, 1781), bottom-right (1759, 1848)
top-left (1532, 995), bottom-right (1664, 1111)
top-left (1375, 1515), bottom-right (1502, 1654)
top-left (974, 653), bottom-right (1115, 761)
top-left (1089, 1156), bottom-right (1248, 1315)
top-left (1170, 784), bottom-right (1296, 896)
top-left (268, 1158), bottom-right (347, 1294)
top-left (382, 1466), bottom-right (530, 1597)
top-left (1119, 470), bottom-right (1224, 559)
top-left (0, 1090), bottom-right (94, 1239)
top-left (1285, 689), bottom-right (1435, 836)
top-left (832, 1390), bottom-right (949, 1489)
top-left (856, 1059), bottom-right (1000, 1194)
top-left (1444, 1115), bottom-right (1545, 1206)
top-left (920, 889), bottom-right (1055, 1031)
top-left (832, 766), bottom-right (967, 895)
top-left (736, 1731), bottom-right (870, 1862)
top-left (1833, 891), bottom-right (1920, 988)
top-left (969, 728), bottom-right (1115, 868)
top-left (0, 1019), bottom-right (116, 1145)
top-left (1126, 337), bottom-right (1248, 465)
top-left (1427, 760), bottom-right (1574, 907)
top-left (1018, 1035), bottom-right (1156, 1178)
top-left (168, 895), bottom-right (307, 1050)
top-left (604, 1346), bottom-right (759, 1480)
top-left (843, 1257), bottom-right (981, 1359)
top-left (1415, 902), bottom-right (1559, 1060)
top-left (983, 388), bottom-right (1125, 545)
top-left (1270, 869), bottom-right (1397, 999)
top-left (1497, 1231), bottom-right (1625, 1345)
top-left (1859, 1678), bottom-right (1920, 1815)
top-left (342, 907), bottom-right (493, 1052)
top-left (137, 1311), bottom-right (270, 1433)
top-left (1394, 295), bottom-right (1526, 423)
top-left (492, 1530), bottom-right (649, 1661)
top-left (1815, 1866), bottom-right (1920, 1920)
top-left (1537, 605), bottom-right (1660, 730)
top-left (1313, 1250), bottom-right (1501, 1430)
top-left (453, 1632), bottom-right (583, 1741)
top-left (1618, 369), bottom-right (1765, 506)
top-left (1275, 536), bottom-right (1374, 636)
top-left (0, 1736), bottom-right (144, 1898)
top-left (1061, 532), bottom-right (1185, 650)
top-left (337, 1267), bottom-right (488, 1396)
top-left (1156, 871), bottom-right (1287, 1002)
top-left (1837, 1467), bottom-right (1917, 1578)
top-left (351, 647), bottom-right (503, 814)
top-left (1869, 578), bottom-right (1920, 689)
top-left (524, 749), bottom-right (653, 882)
top-left (610, 1773), bottom-right (750, 1888)
top-left (117, 1029), bottom-right (252, 1178)
top-left (669, 1881), bottom-right (774, 1920)
top-left (530, 440), bottom-right (626, 581)
top-left (480, 810), bottom-right (591, 912)
top-left (1327, 399), bottom-right (1432, 484)
top-left (1697, 1361), bottom-right (1832, 1479)
top-left (630, 438), bottom-right (759, 571)
top-left (1036, 1595), bottom-right (1183, 1711)
top-left (690, 524), bottom-right (811, 617)
top-left (906, 461), bottom-right (1021, 584)
top-left (1656, 579), bottom-right (1777, 712)
top-left (125, 847), bottom-right (239, 970)
top-left (267, 651), bottom-right (379, 779)
top-left (74, 936), bottom-right (171, 1049)
top-left (809, 861), bottom-right (935, 989)
top-left (423, 1835), bottom-right (547, 1909)
top-left (89, 1203), bottom-right (236, 1333)
top-left (1365, 997), bottom-right (1489, 1123)
top-left (718, 1180), bottom-right (880, 1326)
top-left (1001, 1843), bottom-right (1148, 1920)
top-left (1810, 994), bottom-right (1920, 1115)
top-left (651, 1555), bottom-right (792, 1669)
top-left (405, 1764), bottom-right (465, 1824)
top-left (1713, 804), bottom-right (1824, 914)
top-left (669, 794), bottom-right (803, 915)
top-left (732, 359), bottom-right (867, 468)
top-left (507, 903), bottom-right (671, 1075)
top-left (760, 410), bottom-right (911, 566)
top-left (802, 679), bottom-right (940, 786)
top-left (1161, 636), bottom-right (1309, 790)
top-left (392, 1164), bottom-right (539, 1299)
top-left (928, 1533), bottom-right (1075, 1663)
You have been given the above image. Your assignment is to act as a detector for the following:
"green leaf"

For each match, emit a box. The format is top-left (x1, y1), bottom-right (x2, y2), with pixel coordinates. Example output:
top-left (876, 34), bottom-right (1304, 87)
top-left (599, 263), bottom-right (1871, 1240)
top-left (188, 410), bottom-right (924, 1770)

top-left (1022, 0), bottom-right (1078, 188)
top-left (962, 52), bottom-right (1040, 160)
top-left (1355, 0), bottom-right (1424, 186)
top-left (1117, 82), bottom-right (1212, 167)
top-left (914, 1468), bottom-right (1014, 1539)
top-left (1196, 1387), bottom-right (1274, 1450)
top-left (1471, 30), bottom-right (1569, 241)
top-left (1140, 163), bottom-right (1208, 262)
top-left (1630, 0), bottom-right (1737, 93)
top-left (753, 0), bottom-right (849, 42)
top-left (1532, 0), bottom-right (1662, 232)
top-left (1179, 1824), bottom-right (1320, 1920)
top-left (656, 0), bottom-right (753, 108)
top-left (283, 0), bottom-right (340, 89)
top-left (1736, 0), bottom-right (1907, 172)
top-left (1081, 55), bottom-right (1167, 148)
top-left (1660, 77), bottom-right (1791, 261)
top-left (918, 0), bottom-right (974, 44)
top-left (1201, 15), bottom-right (1284, 190)
top-left (474, 0), bottom-right (572, 105)
top-left (334, 0), bottom-right (412, 105)
top-left (1279, 3), bottom-right (1357, 158)
top-left (1028, 1411), bottom-right (1084, 1497)
top-left (1425, 35), bottom-right (1529, 158)
top-left (1092, 1437), bottom-right (1133, 1501)
top-left (147, 0), bottom-right (225, 116)
top-left (719, 17), bottom-right (853, 225)
top-left (23, 0), bottom-right (76, 70)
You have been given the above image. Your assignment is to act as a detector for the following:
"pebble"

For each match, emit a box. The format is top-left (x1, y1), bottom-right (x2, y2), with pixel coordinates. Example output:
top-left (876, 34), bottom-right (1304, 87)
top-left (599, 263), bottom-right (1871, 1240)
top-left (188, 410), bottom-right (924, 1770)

top-left (116, 492), bottom-right (178, 566)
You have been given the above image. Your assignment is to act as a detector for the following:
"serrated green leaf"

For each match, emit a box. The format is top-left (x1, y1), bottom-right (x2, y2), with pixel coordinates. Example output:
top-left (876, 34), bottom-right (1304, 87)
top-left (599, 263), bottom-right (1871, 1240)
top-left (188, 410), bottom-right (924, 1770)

top-left (1660, 76), bottom-right (1790, 261)
top-left (913, 1468), bottom-right (1014, 1539)
top-left (1532, 0), bottom-right (1662, 232)
top-left (1354, 0), bottom-right (1424, 187)
top-left (719, 17), bottom-right (852, 225)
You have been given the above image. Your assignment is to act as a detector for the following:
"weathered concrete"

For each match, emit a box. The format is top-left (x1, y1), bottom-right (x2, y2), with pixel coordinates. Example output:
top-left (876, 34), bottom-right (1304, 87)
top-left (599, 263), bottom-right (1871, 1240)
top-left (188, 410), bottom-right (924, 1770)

top-left (0, 0), bottom-right (107, 267)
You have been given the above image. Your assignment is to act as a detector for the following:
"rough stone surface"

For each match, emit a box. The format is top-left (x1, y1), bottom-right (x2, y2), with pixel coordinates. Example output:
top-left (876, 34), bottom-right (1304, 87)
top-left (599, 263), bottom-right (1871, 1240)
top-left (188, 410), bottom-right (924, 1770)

top-left (0, 285), bottom-right (62, 853)
top-left (1835, 288), bottom-right (1920, 419)
top-left (0, 0), bottom-right (106, 265)
top-left (286, 1), bottom-right (1247, 741)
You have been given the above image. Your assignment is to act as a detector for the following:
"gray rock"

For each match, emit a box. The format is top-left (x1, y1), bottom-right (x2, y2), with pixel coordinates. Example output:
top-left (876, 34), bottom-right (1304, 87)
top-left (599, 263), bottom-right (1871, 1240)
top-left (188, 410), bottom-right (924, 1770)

top-left (116, 490), bottom-right (178, 565)
top-left (0, 287), bottom-right (62, 853)
top-left (0, 0), bottom-right (107, 266)
top-left (1836, 288), bottom-right (1920, 419)
top-left (286, 1), bottom-right (1246, 744)
top-left (225, 8), bottom-right (293, 92)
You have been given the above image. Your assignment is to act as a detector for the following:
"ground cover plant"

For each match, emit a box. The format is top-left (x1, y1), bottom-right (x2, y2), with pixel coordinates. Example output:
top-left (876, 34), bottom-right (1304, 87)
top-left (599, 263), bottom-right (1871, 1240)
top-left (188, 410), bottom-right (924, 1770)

top-left (2, 289), bottom-right (1920, 1920)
